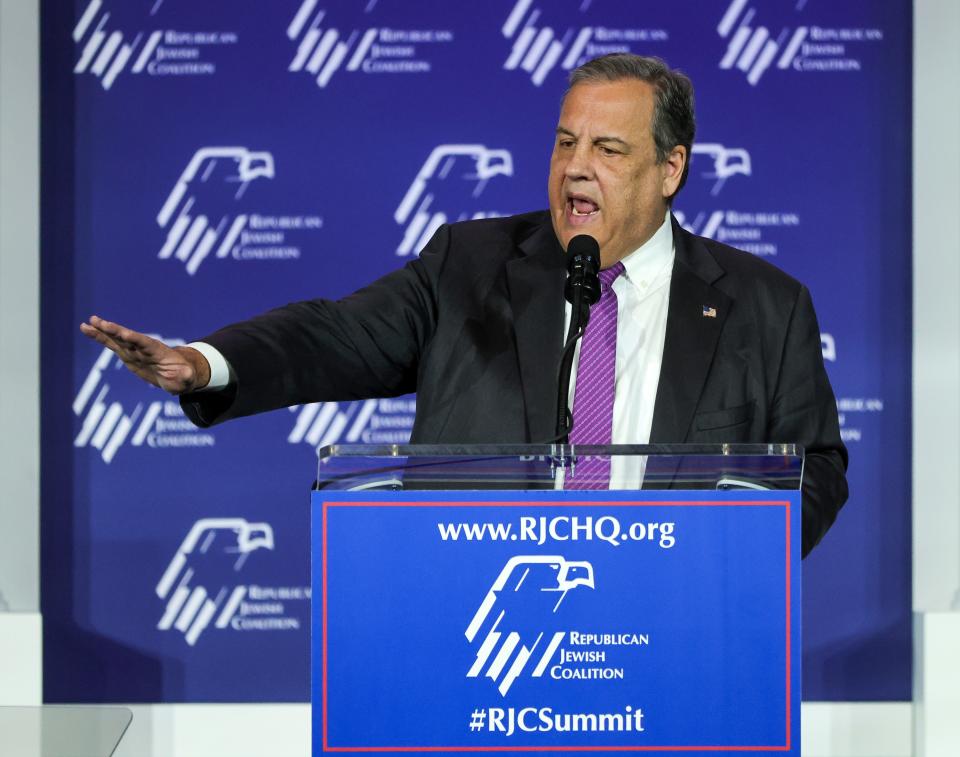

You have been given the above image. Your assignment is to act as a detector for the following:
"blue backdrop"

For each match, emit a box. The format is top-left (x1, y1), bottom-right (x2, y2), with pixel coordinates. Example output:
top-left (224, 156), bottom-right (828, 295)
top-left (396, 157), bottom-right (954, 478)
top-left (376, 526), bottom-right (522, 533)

top-left (41, 0), bottom-right (912, 702)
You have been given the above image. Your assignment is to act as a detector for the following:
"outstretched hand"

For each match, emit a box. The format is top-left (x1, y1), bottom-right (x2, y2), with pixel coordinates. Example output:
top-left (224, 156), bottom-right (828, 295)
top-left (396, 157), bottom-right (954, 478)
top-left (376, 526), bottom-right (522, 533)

top-left (79, 316), bottom-right (211, 395)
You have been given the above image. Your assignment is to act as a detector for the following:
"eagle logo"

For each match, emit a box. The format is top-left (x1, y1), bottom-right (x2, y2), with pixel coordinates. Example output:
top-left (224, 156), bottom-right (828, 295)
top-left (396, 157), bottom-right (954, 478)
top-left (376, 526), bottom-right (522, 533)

top-left (465, 555), bottom-right (594, 696)
top-left (156, 146), bottom-right (275, 275)
top-left (156, 518), bottom-right (275, 646)
top-left (393, 144), bottom-right (514, 256)
top-left (691, 143), bottom-right (752, 196)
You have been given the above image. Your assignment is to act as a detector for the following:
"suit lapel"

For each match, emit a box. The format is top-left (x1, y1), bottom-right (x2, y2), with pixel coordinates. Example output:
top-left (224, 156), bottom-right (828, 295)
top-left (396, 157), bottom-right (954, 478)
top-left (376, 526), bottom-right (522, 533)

top-left (650, 219), bottom-right (732, 442)
top-left (506, 221), bottom-right (566, 442)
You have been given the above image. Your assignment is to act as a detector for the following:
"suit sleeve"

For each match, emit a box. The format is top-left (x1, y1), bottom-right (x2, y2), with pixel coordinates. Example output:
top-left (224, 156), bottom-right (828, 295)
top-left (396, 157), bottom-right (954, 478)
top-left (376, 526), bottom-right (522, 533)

top-left (179, 225), bottom-right (451, 427)
top-left (770, 285), bottom-right (849, 557)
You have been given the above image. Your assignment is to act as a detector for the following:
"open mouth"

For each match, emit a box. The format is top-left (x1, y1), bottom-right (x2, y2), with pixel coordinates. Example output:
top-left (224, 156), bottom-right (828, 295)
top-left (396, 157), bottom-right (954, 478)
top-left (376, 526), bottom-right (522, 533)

top-left (568, 195), bottom-right (600, 218)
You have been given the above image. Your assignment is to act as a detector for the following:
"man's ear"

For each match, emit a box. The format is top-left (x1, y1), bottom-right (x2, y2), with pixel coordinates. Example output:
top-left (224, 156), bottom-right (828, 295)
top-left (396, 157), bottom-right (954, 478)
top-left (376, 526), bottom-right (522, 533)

top-left (661, 145), bottom-right (687, 199)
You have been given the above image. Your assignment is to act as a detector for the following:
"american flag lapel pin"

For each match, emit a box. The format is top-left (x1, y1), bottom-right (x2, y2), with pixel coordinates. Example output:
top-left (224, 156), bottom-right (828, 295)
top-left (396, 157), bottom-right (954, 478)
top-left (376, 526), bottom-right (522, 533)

top-left (702, 305), bottom-right (717, 318)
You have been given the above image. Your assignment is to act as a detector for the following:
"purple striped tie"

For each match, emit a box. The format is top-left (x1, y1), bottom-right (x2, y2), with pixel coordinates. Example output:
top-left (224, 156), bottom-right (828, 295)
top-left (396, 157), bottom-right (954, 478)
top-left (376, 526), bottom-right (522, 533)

top-left (567, 262), bottom-right (624, 490)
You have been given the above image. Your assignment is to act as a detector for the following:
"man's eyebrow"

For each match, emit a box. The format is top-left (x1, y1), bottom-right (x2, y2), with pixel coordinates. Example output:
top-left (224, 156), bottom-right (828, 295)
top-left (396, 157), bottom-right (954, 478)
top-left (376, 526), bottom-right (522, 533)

top-left (554, 127), bottom-right (630, 148)
top-left (594, 136), bottom-right (630, 148)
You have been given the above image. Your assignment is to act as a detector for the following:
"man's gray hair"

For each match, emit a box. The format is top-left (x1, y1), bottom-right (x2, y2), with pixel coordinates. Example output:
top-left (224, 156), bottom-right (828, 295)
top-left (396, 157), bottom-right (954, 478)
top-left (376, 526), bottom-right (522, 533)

top-left (568, 53), bottom-right (696, 197)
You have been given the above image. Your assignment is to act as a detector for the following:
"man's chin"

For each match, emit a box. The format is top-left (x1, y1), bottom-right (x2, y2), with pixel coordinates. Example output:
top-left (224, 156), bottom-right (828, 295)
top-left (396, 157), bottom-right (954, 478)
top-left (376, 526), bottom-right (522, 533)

top-left (551, 214), bottom-right (605, 251)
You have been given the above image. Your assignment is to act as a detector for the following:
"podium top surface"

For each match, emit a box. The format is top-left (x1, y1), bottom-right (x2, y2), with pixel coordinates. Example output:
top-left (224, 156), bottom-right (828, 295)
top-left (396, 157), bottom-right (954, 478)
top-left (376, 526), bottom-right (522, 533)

top-left (315, 443), bottom-right (803, 492)
top-left (0, 706), bottom-right (132, 757)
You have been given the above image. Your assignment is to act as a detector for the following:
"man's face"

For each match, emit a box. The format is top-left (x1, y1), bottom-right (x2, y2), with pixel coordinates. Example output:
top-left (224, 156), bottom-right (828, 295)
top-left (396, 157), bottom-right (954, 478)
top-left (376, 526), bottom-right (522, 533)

top-left (548, 79), bottom-right (684, 267)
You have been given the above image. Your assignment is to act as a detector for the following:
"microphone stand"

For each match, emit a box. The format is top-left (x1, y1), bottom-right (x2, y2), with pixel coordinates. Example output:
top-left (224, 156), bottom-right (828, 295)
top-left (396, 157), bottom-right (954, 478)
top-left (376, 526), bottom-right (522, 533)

top-left (555, 288), bottom-right (590, 443)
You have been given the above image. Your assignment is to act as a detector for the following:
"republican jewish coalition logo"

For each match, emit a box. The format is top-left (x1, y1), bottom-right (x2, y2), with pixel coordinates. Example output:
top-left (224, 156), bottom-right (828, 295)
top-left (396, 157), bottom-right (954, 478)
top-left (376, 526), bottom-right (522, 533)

top-left (288, 398), bottom-right (415, 447)
top-left (674, 206), bottom-right (800, 258)
top-left (716, 0), bottom-right (884, 86)
top-left (676, 138), bottom-right (753, 240)
top-left (466, 555), bottom-right (594, 696)
top-left (394, 145), bottom-right (514, 256)
top-left (156, 519), bottom-right (275, 646)
top-left (156, 146), bottom-right (322, 275)
top-left (286, 0), bottom-right (453, 88)
top-left (676, 142), bottom-right (800, 258)
top-left (72, 0), bottom-right (238, 90)
top-left (73, 340), bottom-right (216, 464)
top-left (501, 0), bottom-right (667, 87)
top-left (157, 147), bottom-right (273, 275)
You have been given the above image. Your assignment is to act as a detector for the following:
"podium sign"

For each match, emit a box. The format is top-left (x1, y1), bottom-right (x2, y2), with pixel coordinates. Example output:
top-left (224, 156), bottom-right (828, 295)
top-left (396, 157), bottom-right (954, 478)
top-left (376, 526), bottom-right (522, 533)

top-left (312, 489), bottom-right (800, 754)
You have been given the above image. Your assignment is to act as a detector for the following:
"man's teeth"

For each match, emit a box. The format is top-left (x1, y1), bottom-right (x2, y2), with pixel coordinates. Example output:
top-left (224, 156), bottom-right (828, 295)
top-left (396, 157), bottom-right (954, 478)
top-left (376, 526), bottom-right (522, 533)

top-left (571, 203), bottom-right (599, 216)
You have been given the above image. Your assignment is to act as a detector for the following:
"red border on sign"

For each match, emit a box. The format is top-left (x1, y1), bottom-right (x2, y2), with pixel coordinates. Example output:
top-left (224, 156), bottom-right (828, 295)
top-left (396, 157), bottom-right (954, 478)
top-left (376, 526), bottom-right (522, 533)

top-left (320, 499), bottom-right (793, 753)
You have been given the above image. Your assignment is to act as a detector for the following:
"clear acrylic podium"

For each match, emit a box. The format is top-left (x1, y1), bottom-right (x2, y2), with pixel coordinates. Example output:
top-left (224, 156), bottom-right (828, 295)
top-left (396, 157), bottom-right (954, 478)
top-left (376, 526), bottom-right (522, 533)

top-left (312, 443), bottom-right (803, 755)
top-left (314, 442), bottom-right (803, 491)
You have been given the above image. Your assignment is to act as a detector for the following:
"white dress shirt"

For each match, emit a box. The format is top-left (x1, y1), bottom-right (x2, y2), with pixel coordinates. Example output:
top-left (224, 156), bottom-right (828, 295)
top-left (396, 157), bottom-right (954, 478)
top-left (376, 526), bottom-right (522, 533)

top-left (562, 211), bottom-right (675, 489)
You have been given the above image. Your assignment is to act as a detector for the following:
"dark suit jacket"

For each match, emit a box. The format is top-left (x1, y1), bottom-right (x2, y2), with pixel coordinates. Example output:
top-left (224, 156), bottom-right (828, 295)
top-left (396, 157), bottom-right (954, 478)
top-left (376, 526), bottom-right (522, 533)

top-left (182, 211), bottom-right (848, 556)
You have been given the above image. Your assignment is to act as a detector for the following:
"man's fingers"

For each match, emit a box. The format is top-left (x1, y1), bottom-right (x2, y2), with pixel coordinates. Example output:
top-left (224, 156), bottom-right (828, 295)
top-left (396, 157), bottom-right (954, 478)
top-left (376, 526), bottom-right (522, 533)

top-left (79, 322), bottom-right (106, 343)
top-left (81, 320), bottom-right (160, 372)
top-left (87, 315), bottom-right (160, 354)
top-left (88, 315), bottom-right (139, 346)
top-left (88, 315), bottom-right (120, 334)
top-left (80, 322), bottom-right (125, 355)
top-left (80, 316), bottom-right (188, 394)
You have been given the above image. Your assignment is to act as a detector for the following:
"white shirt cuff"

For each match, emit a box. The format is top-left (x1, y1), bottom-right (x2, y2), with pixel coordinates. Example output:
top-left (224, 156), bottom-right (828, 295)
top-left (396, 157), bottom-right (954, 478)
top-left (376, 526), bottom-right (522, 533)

top-left (187, 341), bottom-right (235, 391)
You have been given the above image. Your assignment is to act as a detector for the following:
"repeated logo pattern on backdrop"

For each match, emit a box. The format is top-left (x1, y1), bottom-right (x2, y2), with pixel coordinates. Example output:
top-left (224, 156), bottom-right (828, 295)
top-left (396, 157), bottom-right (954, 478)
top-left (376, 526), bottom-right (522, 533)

top-left (394, 144), bottom-right (514, 256)
top-left (156, 518), bottom-right (276, 646)
top-left (716, 0), bottom-right (884, 85)
top-left (44, 0), bottom-right (911, 704)
top-left (500, 0), bottom-right (669, 86)
top-left (73, 340), bottom-right (215, 464)
top-left (286, 0), bottom-right (455, 87)
top-left (72, 0), bottom-right (238, 89)
top-left (155, 147), bottom-right (323, 275)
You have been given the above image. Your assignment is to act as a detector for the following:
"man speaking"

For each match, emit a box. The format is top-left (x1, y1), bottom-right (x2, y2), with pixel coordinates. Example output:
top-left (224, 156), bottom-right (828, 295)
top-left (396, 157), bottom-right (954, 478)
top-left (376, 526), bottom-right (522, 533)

top-left (80, 53), bottom-right (847, 557)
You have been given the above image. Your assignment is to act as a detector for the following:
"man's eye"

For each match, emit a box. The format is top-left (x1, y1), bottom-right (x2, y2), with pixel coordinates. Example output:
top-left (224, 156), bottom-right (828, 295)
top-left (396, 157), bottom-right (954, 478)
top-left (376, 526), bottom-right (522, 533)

top-left (558, 139), bottom-right (575, 148)
top-left (599, 145), bottom-right (619, 156)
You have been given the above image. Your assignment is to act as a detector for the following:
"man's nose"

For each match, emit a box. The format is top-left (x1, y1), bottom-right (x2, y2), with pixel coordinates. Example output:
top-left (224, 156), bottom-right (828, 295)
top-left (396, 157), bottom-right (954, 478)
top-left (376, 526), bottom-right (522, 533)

top-left (564, 143), bottom-right (595, 181)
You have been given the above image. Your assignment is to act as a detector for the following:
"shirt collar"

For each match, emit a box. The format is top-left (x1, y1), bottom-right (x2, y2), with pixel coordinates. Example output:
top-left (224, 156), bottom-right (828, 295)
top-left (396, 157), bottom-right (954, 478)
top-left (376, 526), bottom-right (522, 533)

top-left (618, 210), bottom-right (675, 290)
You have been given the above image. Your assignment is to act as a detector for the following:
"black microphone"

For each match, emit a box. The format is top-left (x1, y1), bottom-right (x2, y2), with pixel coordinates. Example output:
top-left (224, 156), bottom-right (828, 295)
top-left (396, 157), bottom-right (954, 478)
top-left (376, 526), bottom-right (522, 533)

top-left (555, 234), bottom-right (602, 441)
top-left (564, 234), bottom-right (602, 323)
